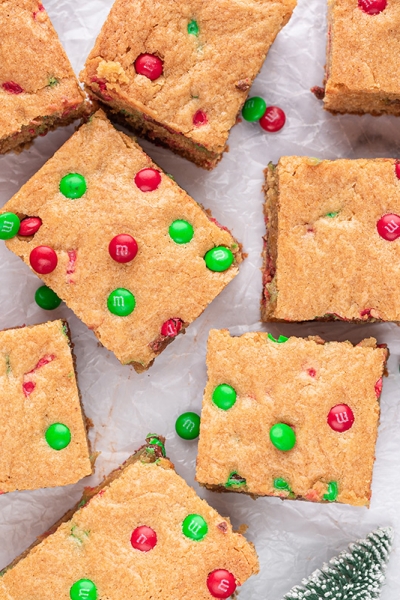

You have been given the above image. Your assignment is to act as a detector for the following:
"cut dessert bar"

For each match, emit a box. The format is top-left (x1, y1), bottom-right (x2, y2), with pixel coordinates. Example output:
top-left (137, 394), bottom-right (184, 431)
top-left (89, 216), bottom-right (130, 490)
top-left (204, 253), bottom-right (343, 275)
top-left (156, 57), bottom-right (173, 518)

top-left (80, 0), bottom-right (297, 169)
top-left (0, 436), bottom-right (259, 599)
top-left (313, 0), bottom-right (400, 115)
top-left (1, 111), bottom-right (243, 371)
top-left (0, 0), bottom-right (89, 154)
top-left (196, 329), bottom-right (388, 507)
top-left (0, 319), bottom-right (92, 493)
top-left (262, 156), bottom-right (400, 322)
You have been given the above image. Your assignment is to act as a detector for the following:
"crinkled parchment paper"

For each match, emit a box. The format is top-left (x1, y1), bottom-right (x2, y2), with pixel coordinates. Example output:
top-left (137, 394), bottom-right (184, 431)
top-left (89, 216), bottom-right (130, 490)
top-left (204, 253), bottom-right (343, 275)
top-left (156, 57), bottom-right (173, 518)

top-left (1, 0), bottom-right (400, 597)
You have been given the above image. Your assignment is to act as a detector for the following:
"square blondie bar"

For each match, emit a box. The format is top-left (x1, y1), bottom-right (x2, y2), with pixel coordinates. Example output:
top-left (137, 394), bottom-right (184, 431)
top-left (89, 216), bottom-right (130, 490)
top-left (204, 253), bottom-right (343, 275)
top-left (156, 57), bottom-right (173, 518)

top-left (81, 0), bottom-right (296, 169)
top-left (0, 0), bottom-right (89, 154)
top-left (1, 111), bottom-right (242, 371)
top-left (196, 330), bottom-right (388, 507)
top-left (0, 436), bottom-right (259, 599)
top-left (314, 0), bottom-right (400, 115)
top-left (262, 156), bottom-right (400, 322)
top-left (0, 320), bottom-right (92, 493)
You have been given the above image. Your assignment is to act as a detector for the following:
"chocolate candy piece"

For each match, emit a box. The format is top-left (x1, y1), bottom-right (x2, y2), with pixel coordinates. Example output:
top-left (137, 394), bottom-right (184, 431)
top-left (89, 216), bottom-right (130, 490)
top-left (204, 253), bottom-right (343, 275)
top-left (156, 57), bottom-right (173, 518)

top-left (377, 214), bottom-right (400, 241)
top-left (327, 404), bottom-right (354, 432)
top-left (169, 219), bottom-right (194, 244)
top-left (182, 514), bottom-right (208, 540)
top-left (30, 246), bottom-right (58, 274)
top-left (242, 97), bottom-right (267, 122)
top-left (161, 318), bottom-right (183, 337)
top-left (358, 0), bottom-right (386, 14)
top-left (323, 481), bottom-right (339, 502)
top-left (274, 478), bottom-right (291, 492)
top-left (0, 212), bottom-right (20, 240)
top-left (267, 333), bottom-right (289, 343)
top-left (35, 285), bottom-right (62, 310)
top-left (134, 54), bottom-right (163, 80)
top-left (107, 288), bottom-right (136, 316)
top-left (225, 472), bottom-right (246, 488)
top-left (109, 234), bottom-right (138, 263)
top-left (270, 423), bottom-right (296, 451)
top-left (175, 412), bottom-right (200, 440)
top-left (212, 384), bottom-right (237, 410)
top-left (146, 435), bottom-right (166, 457)
top-left (204, 247), bottom-right (234, 272)
top-left (260, 106), bottom-right (286, 132)
top-left (193, 110), bottom-right (208, 126)
top-left (70, 579), bottom-right (97, 600)
top-left (18, 217), bottom-right (42, 236)
top-left (207, 569), bottom-right (237, 599)
top-left (59, 173), bottom-right (87, 199)
top-left (130, 525), bottom-right (157, 551)
top-left (134, 168), bottom-right (162, 192)
top-left (45, 423), bottom-right (71, 450)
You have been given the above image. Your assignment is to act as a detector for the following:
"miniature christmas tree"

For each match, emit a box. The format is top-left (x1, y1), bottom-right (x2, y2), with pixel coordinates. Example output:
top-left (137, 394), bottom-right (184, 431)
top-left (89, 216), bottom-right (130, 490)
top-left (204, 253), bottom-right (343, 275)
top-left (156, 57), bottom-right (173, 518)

top-left (284, 527), bottom-right (394, 600)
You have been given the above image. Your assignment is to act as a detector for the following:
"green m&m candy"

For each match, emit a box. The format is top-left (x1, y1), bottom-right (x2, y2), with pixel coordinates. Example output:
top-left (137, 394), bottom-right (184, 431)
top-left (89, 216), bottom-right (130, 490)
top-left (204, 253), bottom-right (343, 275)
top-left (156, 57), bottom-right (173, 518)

top-left (270, 423), bottom-right (296, 452)
top-left (274, 478), bottom-right (291, 492)
top-left (35, 285), bottom-right (62, 310)
top-left (242, 97), bottom-right (267, 122)
top-left (212, 384), bottom-right (237, 410)
top-left (187, 19), bottom-right (200, 36)
top-left (182, 514), bottom-right (208, 541)
top-left (225, 471), bottom-right (246, 488)
top-left (45, 423), bottom-right (71, 450)
top-left (267, 333), bottom-right (289, 343)
top-left (204, 247), bottom-right (233, 272)
top-left (70, 579), bottom-right (98, 600)
top-left (107, 288), bottom-right (136, 316)
top-left (175, 412), bottom-right (200, 440)
top-left (169, 219), bottom-right (194, 244)
top-left (147, 435), bottom-right (166, 457)
top-left (60, 173), bottom-right (87, 199)
top-left (0, 212), bottom-right (20, 240)
top-left (323, 481), bottom-right (339, 502)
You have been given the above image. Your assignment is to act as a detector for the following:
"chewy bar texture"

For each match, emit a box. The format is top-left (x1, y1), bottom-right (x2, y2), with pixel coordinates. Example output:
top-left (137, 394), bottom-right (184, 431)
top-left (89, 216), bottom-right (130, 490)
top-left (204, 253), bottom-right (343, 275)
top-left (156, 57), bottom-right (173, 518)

top-left (196, 330), bottom-right (388, 507)
top-left (262, 156), bottom-right (400, 322)
top-left (0, 320), bottom-right (92, 493)
top-left (2, 111), bottom-right (242, 371)
top-left (320, 0), bottom-right (400, 115)
top-left (81, 0), bottom-right (296, 169)
top-left (0, 438), bottom-right (259, 599)
top-left (0, 0), bottom-right (88, 155)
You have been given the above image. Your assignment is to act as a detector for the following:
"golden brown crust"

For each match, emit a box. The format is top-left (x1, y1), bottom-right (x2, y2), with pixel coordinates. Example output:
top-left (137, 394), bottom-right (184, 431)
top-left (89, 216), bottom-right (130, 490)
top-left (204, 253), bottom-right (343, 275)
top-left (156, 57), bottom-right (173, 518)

top-left (0, 440), bottom-right (259, 598)
top-left (0, 320), bottom-right (92, 493)
top-left (323, 0), bottom-right (400, 115)
top-left (0, 0), bottom-right (89, 153)
top-left (196, 329), bottom-right (388, 507)
top-left (2, 111), bottom-right (242, 369)
top-left (81, 0), bottom-right (297, 168)
top-left (262, 156), bottom-right (400, 322)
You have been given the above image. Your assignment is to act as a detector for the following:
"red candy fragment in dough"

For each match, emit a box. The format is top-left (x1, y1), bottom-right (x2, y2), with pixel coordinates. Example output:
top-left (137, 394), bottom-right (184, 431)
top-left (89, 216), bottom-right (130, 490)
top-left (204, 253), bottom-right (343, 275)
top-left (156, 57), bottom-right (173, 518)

top-left (193, 110), bottom-right (208, 126)
top-left (307, 368), bottom-right (316, 377)
top-left (161, 318), bottom-right (183, 338)
top-left (134, 168), bottom-right (162, 192)
top-left (358, 0), bottom-right (387, 14)
top-left (327, 404), bottom-right (354, 432)
top-left (134, 54), bottom-right (163, 80)
top-left (130, 526), bottom-right (157, 552)
top-left (66, 250), bottom-right (77, 284)
top-left (395, 162), bottom-right (400, 179)
top-left (207, 570), bottom-right (237, 599)
top-left (22, 381), bottom-right (36, 397)
top-left (2, 81), bottom-right (24, 94)
top-left (376, 214), bottom-right (400, 241)
top-left (30, 246), bottom-right (58, 274)
top-left (18, 217), bottom-right (42, 236)
top-left (260, 106), bottom-right (286, 132)
top-left (22, 354), bottom-right (56, 397)
top-left (33, 2), bottom-right (45, 19)
top-left (90, 76), bottom-right (112, 101)
top-left (109, 234), bottom-right (138, 263)
top-left (375, 377), bottom-right (383, 397)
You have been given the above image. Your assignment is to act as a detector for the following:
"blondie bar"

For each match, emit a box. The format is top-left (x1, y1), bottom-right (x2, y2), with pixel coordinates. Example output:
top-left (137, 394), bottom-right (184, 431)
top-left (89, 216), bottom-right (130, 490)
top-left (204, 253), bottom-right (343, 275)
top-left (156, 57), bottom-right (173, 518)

top-left (1, 111), bottom-right (242, 371)
top-left (81, 0), bottom-right (296, 169)
top-left (0, 436), bottom-right (259, 599)
top-left (0, 320), bottom-right (92, 493)
top-left (313, 0), bottom-right (400, 115)
top-left (196, 330), bottom-right (388, 507)
top-left (262, 156), bottom-right (400, 322)
top-left (0, 0), bottom-right (89, 155)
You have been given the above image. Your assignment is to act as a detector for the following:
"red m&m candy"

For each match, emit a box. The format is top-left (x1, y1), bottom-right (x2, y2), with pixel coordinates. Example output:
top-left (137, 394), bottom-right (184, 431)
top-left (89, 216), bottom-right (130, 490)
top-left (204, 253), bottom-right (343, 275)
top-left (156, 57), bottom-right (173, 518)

top-left (130, 526), bottom-right (157, 552)
top-left (358, 0), bottom-right (387, 14)
top-left (18, 217), bottom-right (42, 236)
top-left (161, 318), bottom-right (183, 338)
top-left (395, 163), bottom-right (400, 179)
top-left (193, 110), bottom-right (208, 126)
top-left (207, 570), bottom-right (237, 599)
top-left (2, 81), bottom-right (24, 94)
top-left (109, 234), bottom-right (138, 263)
top-left (377, 214), bottom-right (400, 241)
top-left (134, 168), bottom-right (162, 192)
top-left (327, 404), bottom-right (354, 432)
top-left (30, 246), bottom-right (58, 274)
top-left (260, 106), bottom-right (286, 132)
top-left (134, 54), bottom-right (163, 80)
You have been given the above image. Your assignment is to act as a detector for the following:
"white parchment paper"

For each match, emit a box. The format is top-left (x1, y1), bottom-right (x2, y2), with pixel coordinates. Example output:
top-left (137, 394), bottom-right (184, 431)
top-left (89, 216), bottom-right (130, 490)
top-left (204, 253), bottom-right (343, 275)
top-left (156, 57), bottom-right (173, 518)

top-left (1, 0), bottom-right (400, 597)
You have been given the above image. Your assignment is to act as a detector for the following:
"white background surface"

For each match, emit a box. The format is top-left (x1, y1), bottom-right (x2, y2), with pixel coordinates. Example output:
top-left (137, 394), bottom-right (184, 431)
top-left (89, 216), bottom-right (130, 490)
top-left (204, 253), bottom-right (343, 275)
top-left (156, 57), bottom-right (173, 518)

top-left (1, 0), bottom-right (400, 597)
